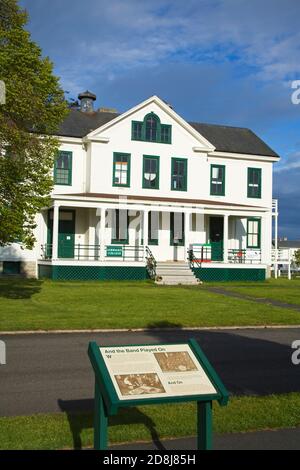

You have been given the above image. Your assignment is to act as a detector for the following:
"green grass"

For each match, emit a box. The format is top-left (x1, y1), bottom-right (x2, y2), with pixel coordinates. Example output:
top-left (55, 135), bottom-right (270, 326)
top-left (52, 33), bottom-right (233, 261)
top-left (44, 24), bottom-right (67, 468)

top-left (0, 278), bottom-right (300, 331)
top-left (210, 278), bottom-right (300, 306)
top-left (1, 393), bottom-right (299, 449)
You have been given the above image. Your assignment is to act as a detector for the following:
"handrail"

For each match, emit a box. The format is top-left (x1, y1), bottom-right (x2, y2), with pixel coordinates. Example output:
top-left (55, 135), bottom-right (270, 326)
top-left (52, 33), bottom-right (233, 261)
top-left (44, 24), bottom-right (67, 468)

top-left (187, 249), bottom-right (202, 269)
top-left (145, 246), bottom-right (157, 279)
top-left (41, 243), bottom-right (101, 260)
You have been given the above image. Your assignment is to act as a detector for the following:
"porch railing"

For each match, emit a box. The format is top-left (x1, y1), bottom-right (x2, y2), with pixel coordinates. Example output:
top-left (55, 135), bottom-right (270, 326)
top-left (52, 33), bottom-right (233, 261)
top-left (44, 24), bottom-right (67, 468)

top-left (188, 247), bottom-right (262, 266)
top-left (41, 243), bottom-right (101, 260)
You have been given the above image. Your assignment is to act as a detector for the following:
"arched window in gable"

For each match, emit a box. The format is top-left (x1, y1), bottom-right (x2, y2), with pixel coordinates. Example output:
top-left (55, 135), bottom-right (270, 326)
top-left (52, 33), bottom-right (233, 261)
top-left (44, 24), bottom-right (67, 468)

top-left (145, 113), bottom-right (160, 142)
top-left (131, 112), bottom-right (172, 144)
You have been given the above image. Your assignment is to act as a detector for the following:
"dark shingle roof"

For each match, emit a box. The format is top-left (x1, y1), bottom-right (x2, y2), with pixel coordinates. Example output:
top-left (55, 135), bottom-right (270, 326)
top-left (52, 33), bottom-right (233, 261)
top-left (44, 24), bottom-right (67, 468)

top-left (57, 109), bottom-right (279, 158)
top-left (278, 240), bottom-right (300, 249)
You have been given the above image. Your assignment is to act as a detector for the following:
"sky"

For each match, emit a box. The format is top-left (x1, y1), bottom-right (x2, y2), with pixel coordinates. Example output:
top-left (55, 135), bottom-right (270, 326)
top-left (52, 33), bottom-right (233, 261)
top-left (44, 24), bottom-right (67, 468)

top-left (19, 0), bottom-right (300, 239)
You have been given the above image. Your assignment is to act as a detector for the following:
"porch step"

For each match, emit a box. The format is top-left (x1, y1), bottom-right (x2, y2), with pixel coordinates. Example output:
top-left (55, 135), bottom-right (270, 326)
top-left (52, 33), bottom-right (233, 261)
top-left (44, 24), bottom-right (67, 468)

top-left (155, 262), bottom-right (199, 286)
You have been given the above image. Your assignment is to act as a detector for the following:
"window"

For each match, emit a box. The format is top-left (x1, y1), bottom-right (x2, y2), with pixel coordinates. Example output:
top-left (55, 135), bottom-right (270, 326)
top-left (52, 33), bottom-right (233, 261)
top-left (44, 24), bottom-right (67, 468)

top-left (248, 168), bottom-right (261, 198)
top-left (170, 213), bottom-right (184, 246)
top-left (247, 218), bottom-right (261, 248)
top-left (171, 158), bottom-right (187, 191)
top-left (148, 211), bottom-right (159, 245)
top-left (54, 151), bottom-right (72, 185)
top-left (111, 209), bottom-right (129, 244)
top-left (3, 261), bottom-right (21, 275)
top-left (113, 153), bottom-right (131, 187)
top-left (143, 155), bottom-right (160, 189)
top-left (210, 165), bottom-right (225, 196)
top-left (131, 112), bottom-right (172, 144)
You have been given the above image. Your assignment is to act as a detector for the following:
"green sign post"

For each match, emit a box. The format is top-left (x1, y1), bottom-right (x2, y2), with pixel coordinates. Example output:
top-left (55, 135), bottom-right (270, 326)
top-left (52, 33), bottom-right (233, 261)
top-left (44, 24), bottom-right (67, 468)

top-left (88, 339), bottom-right (229, 450)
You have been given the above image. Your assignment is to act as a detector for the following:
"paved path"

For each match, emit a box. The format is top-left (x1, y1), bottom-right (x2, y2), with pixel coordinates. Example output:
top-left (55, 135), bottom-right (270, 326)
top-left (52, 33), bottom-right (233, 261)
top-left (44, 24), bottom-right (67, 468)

top-left (205, 287), bottom-right (300, 312)
top-left (111, 427), bottom-right (300, 450)
top-left (1, 327), bottom-right (299, 417)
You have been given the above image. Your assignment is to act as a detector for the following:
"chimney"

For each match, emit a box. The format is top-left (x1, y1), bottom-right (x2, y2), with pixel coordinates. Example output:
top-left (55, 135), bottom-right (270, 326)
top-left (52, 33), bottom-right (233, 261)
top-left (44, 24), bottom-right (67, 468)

top-left (78, 90), bottom-right (96, 113)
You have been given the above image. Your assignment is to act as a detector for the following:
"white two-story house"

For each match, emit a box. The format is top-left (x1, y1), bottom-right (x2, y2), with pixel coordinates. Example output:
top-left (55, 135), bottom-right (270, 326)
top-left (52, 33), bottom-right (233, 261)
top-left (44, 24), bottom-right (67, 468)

top-left (0, 93), bottom-right (280, 282)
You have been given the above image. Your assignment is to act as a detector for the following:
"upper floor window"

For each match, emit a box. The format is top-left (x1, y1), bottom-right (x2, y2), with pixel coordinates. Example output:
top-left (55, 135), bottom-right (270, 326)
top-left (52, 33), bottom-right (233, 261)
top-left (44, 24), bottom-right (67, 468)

top-left (210, 164), bottom-right (225, 196)
top-left (143, 155), bottom-right (160, 189)
top-left (171, 157), bottom-right (187, 191)
top-left (113, 152), bottom-right (131, 187)
top-left (248, 168), bottom-right (261, 198)
top-left (54, 151), bottom-right (72, 185)
top-left (131, 112), bottom-right (172, 144)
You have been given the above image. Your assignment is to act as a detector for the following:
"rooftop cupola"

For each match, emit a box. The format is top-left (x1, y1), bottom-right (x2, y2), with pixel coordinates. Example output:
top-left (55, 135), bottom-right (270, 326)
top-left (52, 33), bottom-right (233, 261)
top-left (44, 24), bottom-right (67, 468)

top-left (78, 90), bottom-right (96, 113)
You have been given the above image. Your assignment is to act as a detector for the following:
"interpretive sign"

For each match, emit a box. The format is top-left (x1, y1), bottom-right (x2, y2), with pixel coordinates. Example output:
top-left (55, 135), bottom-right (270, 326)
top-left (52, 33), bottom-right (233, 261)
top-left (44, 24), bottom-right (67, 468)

top-left (88, 339), bottom-right (229, 450)
top-left (100, 344), bottom-right (217, 400)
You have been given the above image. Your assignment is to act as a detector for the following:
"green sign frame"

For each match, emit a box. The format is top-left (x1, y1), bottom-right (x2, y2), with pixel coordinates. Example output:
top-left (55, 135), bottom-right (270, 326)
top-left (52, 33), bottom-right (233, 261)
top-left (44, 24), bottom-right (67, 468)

top-left (88, 339), bottom-right (229, 450)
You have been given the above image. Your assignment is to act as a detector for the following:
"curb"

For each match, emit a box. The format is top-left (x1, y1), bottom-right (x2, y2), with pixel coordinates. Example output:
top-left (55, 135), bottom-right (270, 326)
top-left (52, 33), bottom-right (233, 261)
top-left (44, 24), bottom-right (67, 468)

top-left (1, 325), bottom-right (300, 335)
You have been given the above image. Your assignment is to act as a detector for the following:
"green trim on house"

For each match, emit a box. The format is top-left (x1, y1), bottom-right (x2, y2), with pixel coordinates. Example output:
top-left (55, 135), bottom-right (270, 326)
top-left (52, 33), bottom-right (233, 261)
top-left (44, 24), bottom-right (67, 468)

top-left (45, 265), bottom-right (149, 281)
top-left (112, 152), bottom-right (131, 187)
top-left (111, 209), bottom-right (129, 244)
top-left (142, 155), bottom-right (160, 189)
top-left (170, 212), bottom-right (185, 246)
top-left (171, 157), bottom-right (187, 191)
top-left (247, 168), bottom-right (262, 198)
top-left (54, 151), bottom-right (72, 186)
top-left (210, 164), bottom-right (225, 196)
top-left (247, 218), bottom-right (261, 249)
top-left (131, 112), bottom-right (172, 144)
top-left (193, 267), bottom-right (266, 282)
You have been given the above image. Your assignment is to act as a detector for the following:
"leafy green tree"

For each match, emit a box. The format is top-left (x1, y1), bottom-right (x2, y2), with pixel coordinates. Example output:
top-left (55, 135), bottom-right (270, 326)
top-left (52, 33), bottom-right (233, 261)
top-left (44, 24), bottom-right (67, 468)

top-left (294, 249), bottom-right (300, 267)
top-left (0, 0), bottom-right (68, 247)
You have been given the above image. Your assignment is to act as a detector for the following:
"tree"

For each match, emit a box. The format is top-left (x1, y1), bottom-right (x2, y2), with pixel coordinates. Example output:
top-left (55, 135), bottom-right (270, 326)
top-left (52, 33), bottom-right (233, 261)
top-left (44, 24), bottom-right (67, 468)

top-left (0, 0), bottom-right (68, 248)
top-left (294, 249), bottom-right (300, 267)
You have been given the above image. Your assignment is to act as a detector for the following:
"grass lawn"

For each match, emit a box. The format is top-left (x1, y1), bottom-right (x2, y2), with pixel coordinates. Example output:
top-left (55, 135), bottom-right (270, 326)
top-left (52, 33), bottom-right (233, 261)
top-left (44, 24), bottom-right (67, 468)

top-left (210, 278), bottom-right (300, 306)
top-left (0, 278), bottom-right (300, 331)
top-left (0, 393), bottom-right (299, 449)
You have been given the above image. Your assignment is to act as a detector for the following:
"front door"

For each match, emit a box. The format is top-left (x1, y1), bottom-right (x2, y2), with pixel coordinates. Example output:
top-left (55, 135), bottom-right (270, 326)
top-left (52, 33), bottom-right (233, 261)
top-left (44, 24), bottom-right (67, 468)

top-left (48, 210), bottom-right (75, 258)
top-left (209, 217), bottom-right (223, 261)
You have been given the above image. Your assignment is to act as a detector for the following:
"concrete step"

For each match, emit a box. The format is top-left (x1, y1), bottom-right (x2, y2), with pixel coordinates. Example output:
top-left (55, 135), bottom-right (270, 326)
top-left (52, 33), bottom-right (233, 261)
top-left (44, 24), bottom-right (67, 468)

top-left (155, 261), bottom-right (198, 286)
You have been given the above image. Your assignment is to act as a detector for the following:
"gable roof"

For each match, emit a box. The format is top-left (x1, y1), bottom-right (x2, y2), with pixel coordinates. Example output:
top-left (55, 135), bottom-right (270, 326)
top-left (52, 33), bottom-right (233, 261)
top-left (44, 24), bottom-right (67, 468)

top-left (57, 106), bottom-right (279, 158)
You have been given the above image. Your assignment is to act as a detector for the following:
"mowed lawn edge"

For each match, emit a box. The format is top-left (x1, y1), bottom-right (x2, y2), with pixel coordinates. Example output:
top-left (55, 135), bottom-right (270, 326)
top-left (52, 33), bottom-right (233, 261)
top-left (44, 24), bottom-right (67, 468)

top-left (0, 393), bottom-right (299, 450)
top-left (1, 278), bottom-right (300, 331)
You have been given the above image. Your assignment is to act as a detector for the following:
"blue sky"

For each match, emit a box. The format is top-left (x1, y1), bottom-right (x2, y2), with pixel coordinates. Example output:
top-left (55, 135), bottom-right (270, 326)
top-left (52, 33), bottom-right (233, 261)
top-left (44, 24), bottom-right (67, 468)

top-left (20, 0), bottom-right (300, 239)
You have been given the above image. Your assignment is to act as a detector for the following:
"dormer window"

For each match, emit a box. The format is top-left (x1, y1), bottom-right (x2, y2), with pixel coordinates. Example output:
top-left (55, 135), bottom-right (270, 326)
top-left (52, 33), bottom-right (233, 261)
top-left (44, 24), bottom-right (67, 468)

top-left (132, 112), bottom-right (171, 144)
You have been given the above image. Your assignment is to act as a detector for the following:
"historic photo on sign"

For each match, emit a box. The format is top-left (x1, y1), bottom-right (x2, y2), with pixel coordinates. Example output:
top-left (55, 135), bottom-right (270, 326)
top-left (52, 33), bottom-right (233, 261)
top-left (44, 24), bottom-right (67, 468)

top-left (114, 373), bottom-right (166, 396)
top-left (154, 351), bottom-right (198, 372)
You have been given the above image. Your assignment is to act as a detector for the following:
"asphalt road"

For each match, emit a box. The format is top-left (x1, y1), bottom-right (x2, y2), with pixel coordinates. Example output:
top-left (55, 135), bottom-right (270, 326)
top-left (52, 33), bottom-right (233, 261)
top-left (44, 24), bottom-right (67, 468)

top-left (0, 328), bottom-right (300, 417)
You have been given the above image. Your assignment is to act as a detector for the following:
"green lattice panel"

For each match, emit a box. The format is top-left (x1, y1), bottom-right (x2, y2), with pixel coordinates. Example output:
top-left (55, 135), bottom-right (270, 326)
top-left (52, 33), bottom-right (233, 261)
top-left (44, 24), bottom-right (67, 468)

top-left (51, 265), bottom-right (148, 281)
top-left (193, 267), bottom-right (266, 282)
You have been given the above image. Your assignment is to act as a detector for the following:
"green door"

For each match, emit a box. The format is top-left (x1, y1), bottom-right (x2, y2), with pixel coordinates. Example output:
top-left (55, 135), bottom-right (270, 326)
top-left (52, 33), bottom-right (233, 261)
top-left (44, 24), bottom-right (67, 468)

top-left (209, 217), bottom-right (223, 261)
top-left (48, 210), bottom-right (75, 258)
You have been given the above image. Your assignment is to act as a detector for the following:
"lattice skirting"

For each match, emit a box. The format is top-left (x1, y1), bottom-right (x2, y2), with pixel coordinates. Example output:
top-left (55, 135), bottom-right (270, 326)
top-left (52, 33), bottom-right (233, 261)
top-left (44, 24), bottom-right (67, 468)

top-left (193, 267), bottom-right (266, 282)
top-left (38, 264), bottom-right (149, 281)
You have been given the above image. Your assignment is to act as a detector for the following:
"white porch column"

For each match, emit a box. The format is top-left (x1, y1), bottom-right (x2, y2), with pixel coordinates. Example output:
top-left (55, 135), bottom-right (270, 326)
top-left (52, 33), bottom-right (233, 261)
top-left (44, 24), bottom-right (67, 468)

top-left (52, 203), bottom-right (59, 260)
top-left (143, 209), bottom-right (149, 258)
top-left (261, 214), bottom-right (272, 266)
top-left (184, 212), bottom-right (191, 261)
top-left (99, 207), bottom-right (106, 261)
top-left (223, 214), bottom-right (229, 263)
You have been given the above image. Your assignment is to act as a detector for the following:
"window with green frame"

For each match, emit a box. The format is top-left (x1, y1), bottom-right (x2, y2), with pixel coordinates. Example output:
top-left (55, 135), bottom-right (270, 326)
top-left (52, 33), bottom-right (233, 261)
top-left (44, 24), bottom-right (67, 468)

top-left (210, 164), bottom-right (225, 196)
top-left (131, 112), bottom-right (172, 144)
top-left (113, 153), bottom-right (131, 187)
top-left (54, 151), bottom-right (72, 185)
top-left (111, 209), bottom-right (129, 244)
top-left (247, 168), bottom-right (261, 198)
top-left (143, 155), bottom-right (160, 189)
top-left (170, 212), bottom-right (184, 246)
top-left (171, 158), bottom-right (187, 191)
top-left (247, 218), bottom-right (261, 248)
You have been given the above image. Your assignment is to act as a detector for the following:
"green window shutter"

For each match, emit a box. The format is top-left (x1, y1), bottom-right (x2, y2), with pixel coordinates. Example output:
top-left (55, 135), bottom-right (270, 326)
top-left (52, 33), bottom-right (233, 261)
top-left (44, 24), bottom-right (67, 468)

top-left (113, 153), bottom-right (131, 187)
top-left (247, 168), bottom-right (262, 198)
top-left (132, 121), bottom-right (143, 140)
top-left (247, 218), bottom-right (261, 248)
top-left (170, 212), bottom-right (185, 246)
top-left (171, 158), bottom-right (187, 191)
top-left (54, 151), bottom-right (72, 186)
top-left (210, 164), bottom-right (225, 196)
top-left (142, 155), bottom-right (160, 189)
top-left (111, 209), bottom-right (129, 244)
